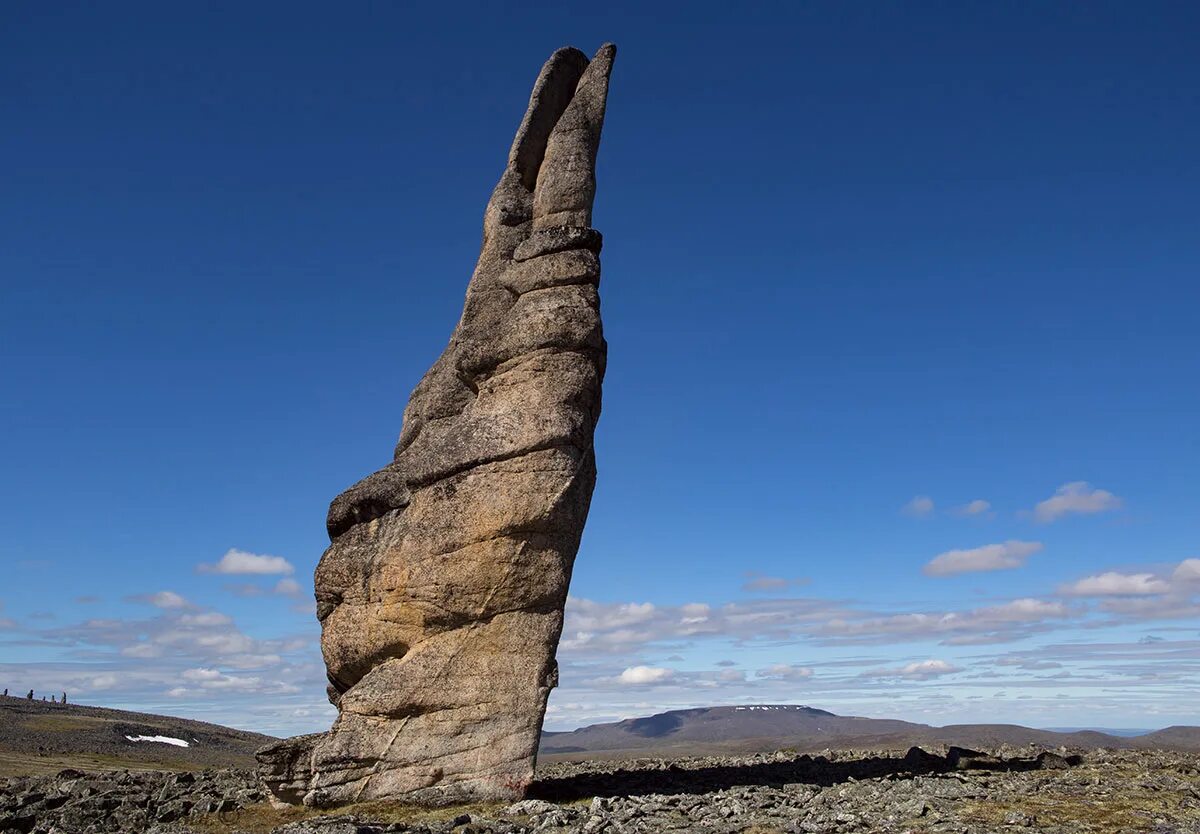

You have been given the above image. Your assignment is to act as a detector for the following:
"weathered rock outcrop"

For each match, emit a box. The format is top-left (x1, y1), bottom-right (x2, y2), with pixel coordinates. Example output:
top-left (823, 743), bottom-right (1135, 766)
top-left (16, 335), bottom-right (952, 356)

top-left (257, 44), bottom-right (615, 807)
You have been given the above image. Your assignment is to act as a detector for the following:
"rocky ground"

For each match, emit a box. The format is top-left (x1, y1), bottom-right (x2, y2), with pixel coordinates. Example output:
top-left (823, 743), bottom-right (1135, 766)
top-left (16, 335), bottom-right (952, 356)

top-left (2, 746), bottom-right (1198, 833)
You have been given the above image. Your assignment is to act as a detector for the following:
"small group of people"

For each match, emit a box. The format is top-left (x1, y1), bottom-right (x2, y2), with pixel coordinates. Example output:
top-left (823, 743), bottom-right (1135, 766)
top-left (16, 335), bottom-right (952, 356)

top-left (2, 688), bottom-right (67, 704)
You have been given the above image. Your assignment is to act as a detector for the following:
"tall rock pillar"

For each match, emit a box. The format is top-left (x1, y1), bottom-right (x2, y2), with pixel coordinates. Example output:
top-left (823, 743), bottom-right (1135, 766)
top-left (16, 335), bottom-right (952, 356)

top-left (257, 43), bottom-right (615, 807)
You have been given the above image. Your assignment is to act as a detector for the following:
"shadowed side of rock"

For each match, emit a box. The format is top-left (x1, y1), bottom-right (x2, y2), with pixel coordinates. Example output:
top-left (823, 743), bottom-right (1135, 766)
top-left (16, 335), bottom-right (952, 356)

top-left (257, 43), bottom-right (615, 808)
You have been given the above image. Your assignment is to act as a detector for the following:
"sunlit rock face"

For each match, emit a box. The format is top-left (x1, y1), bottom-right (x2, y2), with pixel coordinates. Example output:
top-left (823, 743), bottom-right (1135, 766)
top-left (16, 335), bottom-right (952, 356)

top-left (257, 43), bottom-right (615, 808)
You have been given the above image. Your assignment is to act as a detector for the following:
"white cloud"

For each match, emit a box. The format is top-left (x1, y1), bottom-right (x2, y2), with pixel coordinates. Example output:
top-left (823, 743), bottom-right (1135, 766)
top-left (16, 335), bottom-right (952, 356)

top-left (178, 612), bottom-right (233, 626)
top-left (273, 578), bottom-right (303, 597)
top-left (1032, 482), bottom-right (1122, 523)
top-left (569, 600), bottom-right (657, 631)
top-left (981, 598), bottom-right (1071, 620)
top-left (820, 597), bottom-right (1073, 645)
top-left (1172, 559), bottom-right (1200, 584)
top-left (993, 656), bottom-right (1063, 670)
top-left (902, 495), bottom-right (935, 518)
top-left (561, 591), bottom-right (1084, 657)
top-left (128, 591), bottom-right (190, 609)
top-left (180, 666), bottom-right (298, 694)
top-left (617, 666), bottom-right (675, 685)
top-left (923, 540), bottom-right (1043, 577)
top-left (182, 667), bottom-right (224, 682)
top-left (741, 573), bottom-right (809, 593)
top-left (863, 659), bottom-right (961, 680)
top-left (198, 549), bottom-right (295, 575)
top-left (756, 664), bottom-right (814, 680)
top-left (88, 673), bottom-right (120, 691)
top-left (679, 603), bottom-right (710, 624)
top-left (1060, 572), bottom-right (1171, 597)
top-left (222, 653), bottom-right (282, 670)
top-left (1099, 596), bottom-right (1200, 620)
top-left (953, 499), bottom-right (992, 517)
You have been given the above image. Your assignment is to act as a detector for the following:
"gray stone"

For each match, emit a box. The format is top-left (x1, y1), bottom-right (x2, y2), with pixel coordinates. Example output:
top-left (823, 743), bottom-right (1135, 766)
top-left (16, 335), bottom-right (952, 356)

top-left (504, 799), bottom-right (559, 817)
top-left (258, 43), bottom-right (616, 808)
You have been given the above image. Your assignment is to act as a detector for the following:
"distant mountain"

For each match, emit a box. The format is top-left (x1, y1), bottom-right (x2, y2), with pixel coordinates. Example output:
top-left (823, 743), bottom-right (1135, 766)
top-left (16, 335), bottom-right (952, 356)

top-left (539, 705), bottom-right (1200, 759)
top-left (1043, 727), bottom-right (1152, 737)
top-left (0, 695), bottom-right (276, 777)
top-left (1133, 726), bottom-right (1200, 750)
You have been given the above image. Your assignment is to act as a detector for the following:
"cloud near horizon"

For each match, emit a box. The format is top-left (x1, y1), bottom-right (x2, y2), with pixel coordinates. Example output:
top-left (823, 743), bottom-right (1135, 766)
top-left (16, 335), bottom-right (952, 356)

top-left (617, 665), bottom-right (675, 685)
top-left (861, 659), bottom-right (961, 680)
top-left (4, 563), bottom-right (1200, 735)
top-left (756, 663), bottom-right (814, 680)
top-left (1060, 571), bottom-right (1171, 596)
top-left (741, 573), bottom-right (810, 593)
top-left (125, 591), bottom-right (191, 609)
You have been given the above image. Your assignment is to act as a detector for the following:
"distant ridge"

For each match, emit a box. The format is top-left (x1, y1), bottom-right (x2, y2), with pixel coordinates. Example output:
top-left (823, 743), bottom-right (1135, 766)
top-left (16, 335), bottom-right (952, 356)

top-left (0, 695), bottom-right (275, 776)
top-left (1043, 727), bottom-right (1153, 737)
top-left (539, 704), bottom-right (1200, 759)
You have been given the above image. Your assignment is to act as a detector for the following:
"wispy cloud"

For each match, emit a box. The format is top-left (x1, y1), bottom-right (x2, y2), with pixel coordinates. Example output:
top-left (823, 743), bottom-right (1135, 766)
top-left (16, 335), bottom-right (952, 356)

top-left (1060, 572), bottom-right (1171, 597)
top-left (820, 598), bottom-right (1075, 646)
top-left (560, 596), bottom-right (851, 656)
top-left (861, 659), bottom-right (961, 680)
top-left (901, 495), bottom-right (935, 518)
top-left (1173, 559), bottom-right (1200, 584)
top-left (616, 666), bottom-right (674, 685)
top-left (198, 549), bottom-right (295, 576)
top-left (228, 578), bottom-right (306, 598)
top-left (0, 590), bottom-right (325, 736)
top-left (952, 499), bottom-right (992, 517)
top-left (756, 663), bottom-right (814, 680)
top-left (741, 572), bottom-right (810, 593)
top-left (1032, 482), bottom-right (1122, 523)
top-left (274, 578), bottom-right (304, 597)
top-left (923, 540), bottom-right (1043, 577)
top-left (125, 591), bottom-right (192, 609)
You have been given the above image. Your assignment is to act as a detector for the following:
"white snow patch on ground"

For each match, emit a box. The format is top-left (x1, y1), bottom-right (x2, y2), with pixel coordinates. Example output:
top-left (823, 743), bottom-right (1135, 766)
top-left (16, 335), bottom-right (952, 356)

top-left (125, 734), bottom-right (190, 747)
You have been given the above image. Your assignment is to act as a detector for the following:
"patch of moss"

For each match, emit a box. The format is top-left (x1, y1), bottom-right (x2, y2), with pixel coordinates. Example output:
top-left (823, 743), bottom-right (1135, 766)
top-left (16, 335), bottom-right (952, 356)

top-left (21, 715), bottom-right (108, 732)
top-left (0, 749), bottom-right (196, 777)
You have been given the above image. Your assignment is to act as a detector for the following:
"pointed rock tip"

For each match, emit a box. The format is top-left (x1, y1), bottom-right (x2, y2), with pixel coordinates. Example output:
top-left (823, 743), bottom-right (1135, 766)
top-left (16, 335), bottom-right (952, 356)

top-left (548, 46), bottom-right (589, 65)
top-left (588, 43), bottom-right (616, 76)
top-left (548, 44), bottom-right (615, 73)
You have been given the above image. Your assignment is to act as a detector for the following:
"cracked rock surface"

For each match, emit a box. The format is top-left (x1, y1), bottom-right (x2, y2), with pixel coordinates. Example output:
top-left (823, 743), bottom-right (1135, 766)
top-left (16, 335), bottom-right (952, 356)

top-left (256, 44), bottom-right (615, 808)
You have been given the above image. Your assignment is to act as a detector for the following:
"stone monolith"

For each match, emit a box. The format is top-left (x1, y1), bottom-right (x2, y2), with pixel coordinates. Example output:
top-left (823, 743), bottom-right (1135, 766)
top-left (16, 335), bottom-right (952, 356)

top-left (257, 43), bottom-right (615, 807)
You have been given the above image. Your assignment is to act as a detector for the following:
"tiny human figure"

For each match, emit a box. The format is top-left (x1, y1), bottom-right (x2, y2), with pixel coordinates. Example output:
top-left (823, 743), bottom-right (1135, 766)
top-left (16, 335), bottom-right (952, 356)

top-left (27, 690), bottom-right (34, 700)
top-left (2, 688), bottom-right (7, 696)
top-left (62, 692), bottom-right (67, 705)
top-left (51, 695), bottom-right (56, 703)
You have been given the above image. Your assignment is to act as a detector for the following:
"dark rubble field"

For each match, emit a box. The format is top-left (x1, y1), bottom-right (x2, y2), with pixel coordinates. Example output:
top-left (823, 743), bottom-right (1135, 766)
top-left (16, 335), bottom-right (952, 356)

top-left (2, 746), bottom-right (1199, 834)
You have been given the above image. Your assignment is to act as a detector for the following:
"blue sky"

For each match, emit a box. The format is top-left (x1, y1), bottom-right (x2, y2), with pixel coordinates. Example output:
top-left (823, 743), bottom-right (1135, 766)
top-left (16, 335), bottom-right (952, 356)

top-left (2, 2), bottom-right (1198, 735)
